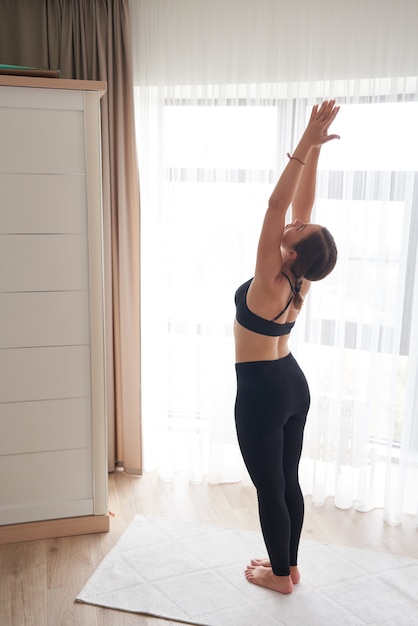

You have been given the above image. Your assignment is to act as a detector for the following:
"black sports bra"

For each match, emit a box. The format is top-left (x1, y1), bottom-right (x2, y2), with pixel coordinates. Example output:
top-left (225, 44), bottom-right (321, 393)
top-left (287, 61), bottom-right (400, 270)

top-left (234, 273), bottom-right (296, 337)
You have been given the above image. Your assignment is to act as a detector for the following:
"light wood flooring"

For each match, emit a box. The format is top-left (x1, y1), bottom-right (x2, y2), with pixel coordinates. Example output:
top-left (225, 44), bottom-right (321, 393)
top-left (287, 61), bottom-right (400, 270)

top-left (1, 469), bottom-right (417, 626)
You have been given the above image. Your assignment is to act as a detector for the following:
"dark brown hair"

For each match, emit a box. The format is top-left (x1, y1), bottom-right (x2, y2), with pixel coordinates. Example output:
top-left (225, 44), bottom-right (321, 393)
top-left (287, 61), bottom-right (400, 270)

top-left (290, 226), bottom-right (337, 309)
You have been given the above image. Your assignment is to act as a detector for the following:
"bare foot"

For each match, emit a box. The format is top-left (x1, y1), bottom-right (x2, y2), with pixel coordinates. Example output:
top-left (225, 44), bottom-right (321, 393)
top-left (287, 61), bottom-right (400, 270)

top-left (250, 559), bottom-right (301, 584)
top-left (244, 565), bottom-right (293, 594)
top-left (251, 558), bottom-right (271, 567)
top-left (290, 566), bottom-right (300, 584)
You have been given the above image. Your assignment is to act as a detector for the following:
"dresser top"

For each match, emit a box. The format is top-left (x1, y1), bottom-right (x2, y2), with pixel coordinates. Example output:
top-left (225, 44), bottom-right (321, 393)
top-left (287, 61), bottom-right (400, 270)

top-left (0, 75), bottom-right (107, 97)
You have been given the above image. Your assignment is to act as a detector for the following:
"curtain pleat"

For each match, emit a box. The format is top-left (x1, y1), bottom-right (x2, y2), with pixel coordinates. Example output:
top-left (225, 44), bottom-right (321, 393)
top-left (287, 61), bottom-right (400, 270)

top-left (0, 0), bottom-right (142, 474)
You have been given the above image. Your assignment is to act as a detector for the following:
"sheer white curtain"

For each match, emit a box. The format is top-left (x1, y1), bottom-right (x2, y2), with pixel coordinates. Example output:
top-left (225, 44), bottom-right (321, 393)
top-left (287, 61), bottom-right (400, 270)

top-left (130, 0), bottom-right (418, 522)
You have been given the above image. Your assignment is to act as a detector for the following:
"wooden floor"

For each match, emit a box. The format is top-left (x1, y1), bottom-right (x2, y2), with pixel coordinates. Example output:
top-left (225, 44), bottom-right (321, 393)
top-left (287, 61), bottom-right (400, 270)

top-left (1, 469), bottom-right (417, 626)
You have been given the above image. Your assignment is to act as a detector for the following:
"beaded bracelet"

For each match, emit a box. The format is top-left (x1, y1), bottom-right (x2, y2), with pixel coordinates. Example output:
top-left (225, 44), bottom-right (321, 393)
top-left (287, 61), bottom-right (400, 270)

top-left (286, 152), bottom-right (305, 166)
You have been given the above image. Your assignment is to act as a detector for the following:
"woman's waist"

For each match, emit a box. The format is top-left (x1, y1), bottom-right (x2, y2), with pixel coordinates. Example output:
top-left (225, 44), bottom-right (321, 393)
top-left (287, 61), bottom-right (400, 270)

top-left (235, 338), bottom-right (290, 363)
top-left (234, 330), bottom-right (291, 363)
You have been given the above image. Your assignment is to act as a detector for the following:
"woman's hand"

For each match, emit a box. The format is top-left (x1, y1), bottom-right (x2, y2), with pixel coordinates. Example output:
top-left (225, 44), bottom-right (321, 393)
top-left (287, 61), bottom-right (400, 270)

top-left (302, 100), bottom-right (340, 148)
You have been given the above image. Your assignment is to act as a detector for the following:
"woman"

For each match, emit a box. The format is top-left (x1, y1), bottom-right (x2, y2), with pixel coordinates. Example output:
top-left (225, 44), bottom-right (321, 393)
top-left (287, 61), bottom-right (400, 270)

top-left (234, 100), bottom-right (340, 594)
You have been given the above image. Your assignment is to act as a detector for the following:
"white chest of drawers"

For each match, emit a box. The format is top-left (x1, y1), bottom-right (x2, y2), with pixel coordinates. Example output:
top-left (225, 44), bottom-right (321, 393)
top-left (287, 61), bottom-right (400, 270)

top-left (0, 76), bottom-right (108, 542)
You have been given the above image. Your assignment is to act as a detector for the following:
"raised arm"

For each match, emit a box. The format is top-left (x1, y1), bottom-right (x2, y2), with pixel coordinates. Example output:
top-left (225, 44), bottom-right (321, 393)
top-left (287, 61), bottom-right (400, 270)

top-left (291, 147), bottom-right (320, 223)
top-left (292, 101), bottom-right (340, 222)
top-left (254, 101), bottom-right (340, 285)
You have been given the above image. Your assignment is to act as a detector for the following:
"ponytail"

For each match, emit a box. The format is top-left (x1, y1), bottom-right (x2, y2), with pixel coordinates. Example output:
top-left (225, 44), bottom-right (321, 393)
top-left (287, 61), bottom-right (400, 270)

top-left (292, 277), bottom-right (304, 310)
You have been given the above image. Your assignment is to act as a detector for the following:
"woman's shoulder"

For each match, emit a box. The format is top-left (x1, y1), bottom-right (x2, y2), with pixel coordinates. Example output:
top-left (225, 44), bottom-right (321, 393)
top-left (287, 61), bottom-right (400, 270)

top-left (250, 272), bottom-right (291, 296)
top-left (247, 273), bottom-right (291, 312)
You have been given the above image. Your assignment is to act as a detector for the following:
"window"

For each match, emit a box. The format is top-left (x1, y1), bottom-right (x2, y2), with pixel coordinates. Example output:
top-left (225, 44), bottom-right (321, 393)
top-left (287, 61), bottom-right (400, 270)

top-left (135, 85), bottom-right (418, 490)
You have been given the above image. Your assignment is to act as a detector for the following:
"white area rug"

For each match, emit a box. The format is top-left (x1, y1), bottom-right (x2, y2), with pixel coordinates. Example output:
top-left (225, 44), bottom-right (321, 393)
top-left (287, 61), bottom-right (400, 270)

top-left (77, 515), bottom-right (418, 626)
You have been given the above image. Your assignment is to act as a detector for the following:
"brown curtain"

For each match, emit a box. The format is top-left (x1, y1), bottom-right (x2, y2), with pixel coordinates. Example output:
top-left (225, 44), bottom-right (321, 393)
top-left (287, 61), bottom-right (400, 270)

top-left (0, 0), bottom-right (142, 475)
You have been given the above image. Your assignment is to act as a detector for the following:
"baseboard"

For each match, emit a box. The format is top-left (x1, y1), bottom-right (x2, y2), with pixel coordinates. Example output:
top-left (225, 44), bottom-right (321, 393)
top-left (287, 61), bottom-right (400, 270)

top-left (0, 514), bottom-right (109, 545)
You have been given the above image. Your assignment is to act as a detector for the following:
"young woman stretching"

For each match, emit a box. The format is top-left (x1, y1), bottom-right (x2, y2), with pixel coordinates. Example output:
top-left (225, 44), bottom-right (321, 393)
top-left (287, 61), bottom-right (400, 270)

top-left (234, 100), bottom-right (340, 594)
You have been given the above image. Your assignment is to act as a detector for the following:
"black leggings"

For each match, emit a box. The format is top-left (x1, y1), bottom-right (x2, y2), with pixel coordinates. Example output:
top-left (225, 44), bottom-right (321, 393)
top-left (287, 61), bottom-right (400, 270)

top-left (234, 354), bottom-right (310, 576)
